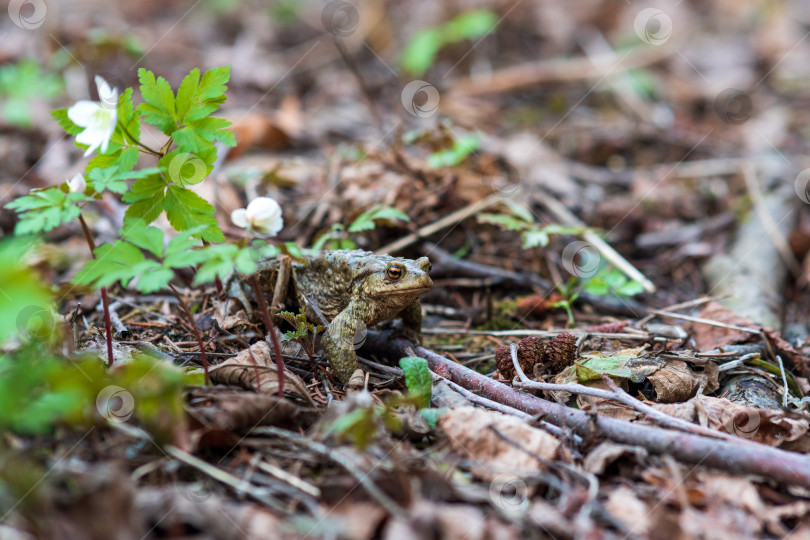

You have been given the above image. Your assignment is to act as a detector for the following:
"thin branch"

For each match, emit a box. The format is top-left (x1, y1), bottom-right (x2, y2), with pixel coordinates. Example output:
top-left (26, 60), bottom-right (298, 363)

top-left (647, 308), bottom-right (761, 334)
top-left (118, 121), bottom-right (162, 157)
top-left (360, 332), bottom-right (810, 488)
top-left (168, 284), bottom-right (209, 385)
top-left (507, 343), bottom-right (740, 442)
top-left (164, 445), bottom-right (288, 513)
top-left (78, 214), bottom-right (114, 367)
top-left (250, 275), bottom-right (285, 399)
top-left (252, 426), bottom-right (407, 518)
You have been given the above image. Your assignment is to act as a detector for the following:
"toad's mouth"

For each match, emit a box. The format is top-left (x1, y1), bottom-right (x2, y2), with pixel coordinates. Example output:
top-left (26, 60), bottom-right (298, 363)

top-left (375, 285), bottom-right (432, 296)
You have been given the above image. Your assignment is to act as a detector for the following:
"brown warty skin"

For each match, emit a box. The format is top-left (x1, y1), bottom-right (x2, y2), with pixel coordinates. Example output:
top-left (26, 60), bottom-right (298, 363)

top-left (240, 250), bottom-right (433, 382)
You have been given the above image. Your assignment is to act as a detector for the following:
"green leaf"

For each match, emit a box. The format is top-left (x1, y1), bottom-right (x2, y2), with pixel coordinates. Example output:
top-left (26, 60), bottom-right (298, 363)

top-left (444, 10), bottom-right (497, 42)
top-left (164, 184), bottom-right (224, 242)
top-left (326, 407), bottom-right (380, 450)
top-left (163, 226), bottom-right (209, 268)
top-left (419, 407), bottom-right (447, 428)
top-left (134, 268), bottom-right (175, 293)
top-left (51, 108), bottom-right (82, 136)
top-left (399, 356), bottom-right (432, 409)
top-left (6, 188), bottom-right (91, 235)
top-left (582, 278), bottom-right (609, 296)
top-left (175, 66), bottom-right (230, 123)
top-left (172, 116), bottom-right (235, 154)
top-left (401, 28), bottom-right (443, 76)
top-left (192, 244), bottom-right (239, 286)
top-left (121, 221), bottom-right (164, 258)
top-left (117, 87), bottom-right (141, 141)
top-left (137, 68), bottom-right (177, 134)
top-left (0, 238), bottom-right (54, 345)
top-left (616, 280), bottom-right (645, 297)
top-left (87, 165), bottom-right (160, 195)
top-left (348, 206), bottom-right (410, 233)
top-left (160, 150), bottom-right (214, 186)
top-left (427, 133), bottom-right (480, 168)
top-left (122, 175), bottom-right (167, 227)
top-left (73, 241), bottom-right (150, 289)
top-left (477, 212), bottom-right (532, 232)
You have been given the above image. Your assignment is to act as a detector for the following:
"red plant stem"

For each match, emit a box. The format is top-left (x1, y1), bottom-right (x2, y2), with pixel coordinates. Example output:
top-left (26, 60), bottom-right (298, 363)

top-left (168, 284), bottom-right (209, 386)
top-left (78, 214), bottom-right (114, 367)
top-left (362, 332), bottom-right (810, 489)
top-left (250, 275), bottom-right (284, 399)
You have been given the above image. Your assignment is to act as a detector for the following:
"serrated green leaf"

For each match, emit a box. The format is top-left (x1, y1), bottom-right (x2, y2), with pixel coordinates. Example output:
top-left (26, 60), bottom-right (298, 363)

top-left (6, 187), bottom-right (92, 235)
top-left (86, 150), bottom-right (122, 172)
top-left (87, 165), bottom-right (159, 195)
top-left (192, 243), bottom-right (241, 286)
top-left (164, 184), bottom-right (224, 242)
top-left (134, 267), bottom-right (175, 293)
top-left (163, 227), bottom-right (209, 268)
top-left (348, 206), bottom-right (410, 233)
top-left (188, 66), bottom-right (230, 121)
top-left (51, 108), bottom-right (82, 136)
top-left (160, 150), bottom-right (213, 186)
top-left (73, 241), bottom-right (147, 289)
top-left (137, 68), bottom-right (177, 134)
top-left (477, 212), bottom-right (531, 232)
top-left (172, 116), bottom-right (235, 153)
top-left (399, 356), bottom-right (432, 409)
top-left (234, 246), bottom-right (258, 275)
top-left (121, 222), bottom-right (164, 258)
top-left (117, 87), bottom-right (140, 141)
top-left (122, 175), bottom-right (167, 227)
top-left (119, 146), bottom-right (140, 172)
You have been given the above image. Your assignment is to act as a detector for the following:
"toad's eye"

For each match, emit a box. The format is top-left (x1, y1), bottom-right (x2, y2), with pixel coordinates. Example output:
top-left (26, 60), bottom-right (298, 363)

top-left (387, 265), bottom-right (403, 279)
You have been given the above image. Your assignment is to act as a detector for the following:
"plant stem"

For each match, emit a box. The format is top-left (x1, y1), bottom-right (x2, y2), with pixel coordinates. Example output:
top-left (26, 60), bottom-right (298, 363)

top-left (250, 275), bottom-right (285, 399)
top-left (168, 284), bottom-right (209, 386)
top-left (118, 122), bottom-right (162, 157)
top-left (77, 214), bottom-right (114, 367)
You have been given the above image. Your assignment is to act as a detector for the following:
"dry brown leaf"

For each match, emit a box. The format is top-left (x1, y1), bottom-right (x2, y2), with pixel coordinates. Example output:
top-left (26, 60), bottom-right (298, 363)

top-left (691, 301), bottom-right (757, 350)
top-left (603, 485), bottom-right (651, 536)
top-left (438, 407), bottom-right (560, 482)
top-left (186, 387), bottom-right (319, 434)
top-left (204, 341), bottom-right (315, 406)
top-left (647, 359), bottom-right (702, 403)
top-left (696, 395), bottom-right (810, 447)
top-left (383, 501), bottom-right (511, 540)
top-left (583, 441), bottom-right (647, 475)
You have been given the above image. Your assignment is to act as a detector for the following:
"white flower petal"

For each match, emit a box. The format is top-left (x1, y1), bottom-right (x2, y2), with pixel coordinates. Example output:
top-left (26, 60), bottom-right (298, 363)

top-left (68, 97), bottom-right (117, 157)
top-left (94, 75), bottom-right (118, 110)
top-left (244, 197), bottom-right (283, 237)
top-left (231, 208), bottom-right (248, 228)
top-left (67, 101), bottom-right (100, 127)
top-left (67, 173), bottom-right (86, 193)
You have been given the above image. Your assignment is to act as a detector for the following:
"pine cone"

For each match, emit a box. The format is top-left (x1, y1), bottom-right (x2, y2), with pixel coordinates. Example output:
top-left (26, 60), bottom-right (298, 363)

top-left (495, 345), bottom-right (516, 380)
top-left (517, 336), bottom-right (545, 369)
top-left (496, 337), bottom-right (546, 380)
top-left (546, 333), bottom-right (577, 372)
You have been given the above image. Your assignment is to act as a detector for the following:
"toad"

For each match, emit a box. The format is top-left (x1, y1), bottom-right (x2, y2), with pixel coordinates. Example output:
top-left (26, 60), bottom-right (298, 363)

top-left (232, 250), bottom-right (433, 382)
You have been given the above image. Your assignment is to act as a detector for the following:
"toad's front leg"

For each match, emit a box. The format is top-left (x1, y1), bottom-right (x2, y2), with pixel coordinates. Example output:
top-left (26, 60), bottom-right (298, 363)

top-left (398, 300), bottom-right (424, 344)
top-left (321, 303), bottom-right (363, 383)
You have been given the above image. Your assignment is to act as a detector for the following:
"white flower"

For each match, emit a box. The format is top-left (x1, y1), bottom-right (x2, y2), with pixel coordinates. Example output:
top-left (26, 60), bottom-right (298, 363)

top-left (67, 76), bottom-right (118, 157)
top-left (231, 197), bottom-right (284, 237)
top-left (66, 173), bottom-right (86, 193)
